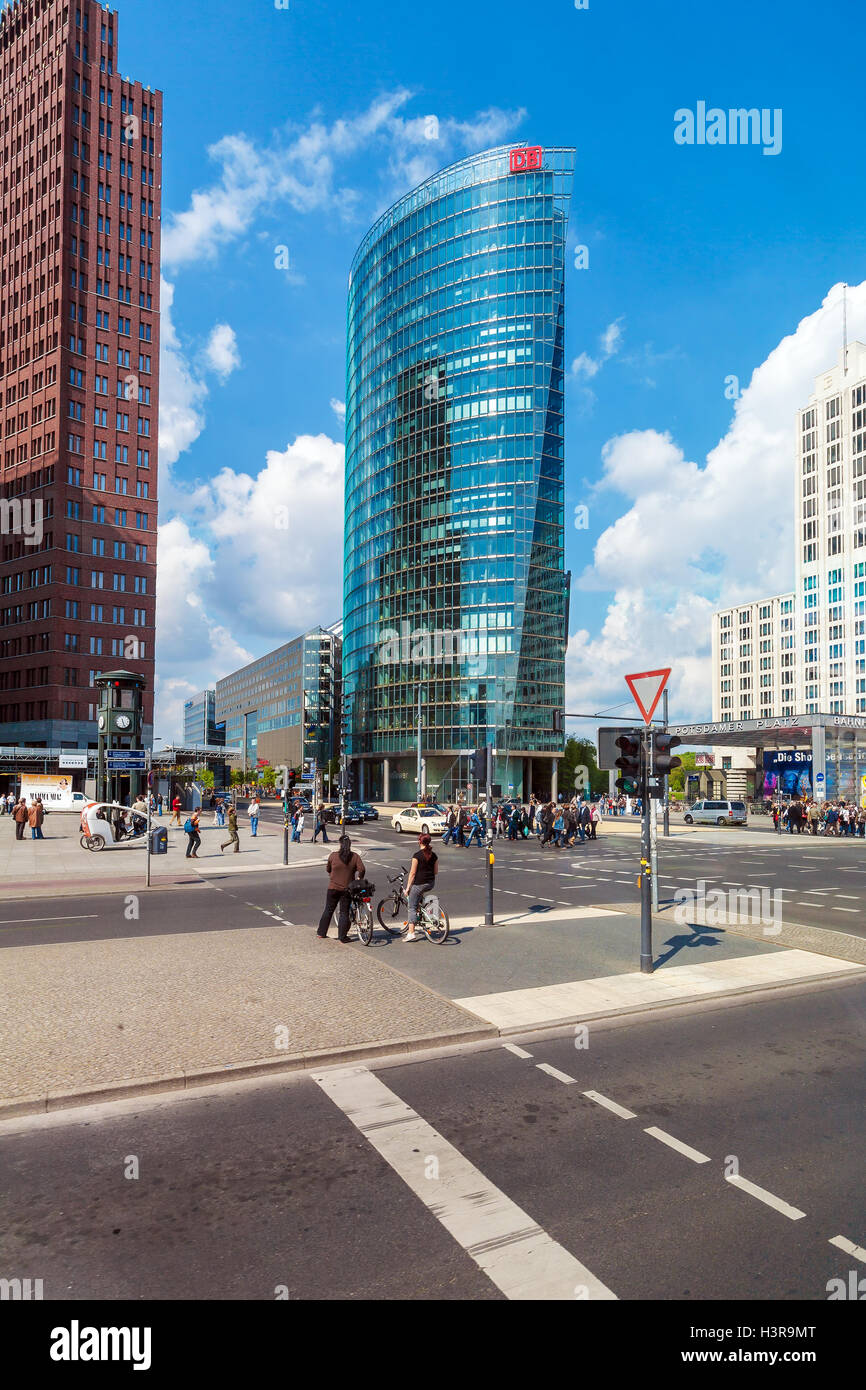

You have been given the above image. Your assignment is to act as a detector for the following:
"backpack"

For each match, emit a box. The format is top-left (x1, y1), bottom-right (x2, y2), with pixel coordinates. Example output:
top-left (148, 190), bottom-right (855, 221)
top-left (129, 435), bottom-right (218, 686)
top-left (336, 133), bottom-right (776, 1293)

top-left (183, 817), bottom-right (193, 833)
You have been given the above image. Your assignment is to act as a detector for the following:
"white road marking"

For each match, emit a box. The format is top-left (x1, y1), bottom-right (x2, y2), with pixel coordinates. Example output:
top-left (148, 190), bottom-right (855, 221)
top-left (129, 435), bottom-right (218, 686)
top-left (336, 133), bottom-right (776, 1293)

top-left (644, 1126), bottom-right (711, 1164)
top-left (0, 914), bottom-right (98, 924)
top-left (829, 1234), bottom-right (866, 1263)
top-left (582, 1090), bottom-right (636, 1120)
top-left (313, 1064), bottom-right (616, 1300)
top-left (536, 1063), bottom-right (578, 1085)
top-left (725, 1174), bottom-right (806, 1220)
top-left (502, 1043), bottom-right (533, 1059)
top-left (831, 906), bottom-right (860, 913)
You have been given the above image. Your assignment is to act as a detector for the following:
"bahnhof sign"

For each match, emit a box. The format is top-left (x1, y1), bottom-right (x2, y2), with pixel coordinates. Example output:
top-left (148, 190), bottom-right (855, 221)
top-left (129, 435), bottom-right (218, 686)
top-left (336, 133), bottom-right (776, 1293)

top-left (668, 712), bottom-right (866, 802)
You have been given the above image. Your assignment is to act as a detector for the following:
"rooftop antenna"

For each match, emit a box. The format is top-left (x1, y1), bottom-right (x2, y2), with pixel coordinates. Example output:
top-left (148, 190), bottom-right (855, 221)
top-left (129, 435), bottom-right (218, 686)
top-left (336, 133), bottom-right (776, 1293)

top-left (843, 281), bottom-right (849, 376)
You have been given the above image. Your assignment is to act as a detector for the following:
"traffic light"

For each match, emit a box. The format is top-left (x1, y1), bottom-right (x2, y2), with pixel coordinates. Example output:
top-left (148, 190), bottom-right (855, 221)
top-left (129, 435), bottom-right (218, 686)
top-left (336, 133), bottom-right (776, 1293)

top-left (471, 747), bottom-right (487, 782)
top-left (654, 734), bottom-right (682, 776)
top-left (553, 710), bottom-right (564, 734)
top-left (615, 733), bottom-right (643, 795)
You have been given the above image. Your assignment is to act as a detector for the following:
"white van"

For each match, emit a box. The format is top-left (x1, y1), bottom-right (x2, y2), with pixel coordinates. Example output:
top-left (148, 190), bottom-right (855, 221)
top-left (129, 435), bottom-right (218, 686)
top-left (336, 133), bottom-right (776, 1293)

top-left (683, 799), bottom-right (748, 827)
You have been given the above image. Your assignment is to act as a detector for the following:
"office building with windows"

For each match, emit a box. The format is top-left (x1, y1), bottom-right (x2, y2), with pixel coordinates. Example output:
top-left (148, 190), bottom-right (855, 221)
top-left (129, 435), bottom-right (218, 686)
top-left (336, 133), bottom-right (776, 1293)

top-left (183, 689), bottom-right (222, 747)
top-left (709, 342), bottom-right (866, 799)
top-left (343, 145), bottom-right (574, 803)
top-left (215, 624), bottom-right (341, 777)
top-left (0, 0), bottom-right (160, 749)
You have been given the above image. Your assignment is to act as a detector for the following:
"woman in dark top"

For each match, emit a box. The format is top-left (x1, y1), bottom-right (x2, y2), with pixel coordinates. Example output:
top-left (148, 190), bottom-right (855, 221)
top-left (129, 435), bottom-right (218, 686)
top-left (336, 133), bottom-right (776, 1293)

top-left (404, 834), bottom-right (438, 942)
top-left (318, 836), bottom-right (365, 942)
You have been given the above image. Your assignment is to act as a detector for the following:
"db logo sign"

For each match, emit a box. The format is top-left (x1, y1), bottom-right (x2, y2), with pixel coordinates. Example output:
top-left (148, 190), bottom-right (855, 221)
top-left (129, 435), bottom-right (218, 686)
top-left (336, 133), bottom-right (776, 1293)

top-left (509, 146), bottom-right (543, 173)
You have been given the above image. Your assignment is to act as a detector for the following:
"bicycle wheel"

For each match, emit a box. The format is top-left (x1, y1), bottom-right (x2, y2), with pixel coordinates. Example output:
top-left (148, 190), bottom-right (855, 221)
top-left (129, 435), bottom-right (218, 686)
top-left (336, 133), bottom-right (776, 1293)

top-left (357, 903), bottom-right (374, 946)
top-left (422, 904), bottom-right (450, 944)
top-left (377, 895), bottom-right (403, 931)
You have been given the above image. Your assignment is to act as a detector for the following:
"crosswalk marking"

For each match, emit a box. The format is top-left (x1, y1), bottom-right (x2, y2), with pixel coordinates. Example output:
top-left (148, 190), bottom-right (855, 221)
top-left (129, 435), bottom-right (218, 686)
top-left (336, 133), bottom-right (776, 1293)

top-left (313, 1064), bottom-right (617, 1301)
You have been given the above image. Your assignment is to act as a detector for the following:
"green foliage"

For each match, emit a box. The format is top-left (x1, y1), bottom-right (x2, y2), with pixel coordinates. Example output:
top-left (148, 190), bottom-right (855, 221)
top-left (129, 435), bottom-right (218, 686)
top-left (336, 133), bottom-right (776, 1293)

top-left (669, 750), bottom-right (697, 794)
top-left (260, 765), bottom-right (277, 788)
top-left (561, 736), bottom-right (607, 795)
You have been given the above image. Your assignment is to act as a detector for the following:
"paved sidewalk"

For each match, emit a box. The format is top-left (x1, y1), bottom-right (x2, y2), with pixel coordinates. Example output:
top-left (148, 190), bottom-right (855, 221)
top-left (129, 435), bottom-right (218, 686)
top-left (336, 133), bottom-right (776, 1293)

top-left (0, 816), bottom-right (361, 897)
top-left (0, 915), bottom-right (493, 1115)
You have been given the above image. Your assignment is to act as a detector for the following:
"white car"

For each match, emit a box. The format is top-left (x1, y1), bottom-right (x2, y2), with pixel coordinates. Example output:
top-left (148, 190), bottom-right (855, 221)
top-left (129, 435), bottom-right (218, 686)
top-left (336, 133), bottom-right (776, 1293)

top-left (391, 806), bottom-right (447, 835)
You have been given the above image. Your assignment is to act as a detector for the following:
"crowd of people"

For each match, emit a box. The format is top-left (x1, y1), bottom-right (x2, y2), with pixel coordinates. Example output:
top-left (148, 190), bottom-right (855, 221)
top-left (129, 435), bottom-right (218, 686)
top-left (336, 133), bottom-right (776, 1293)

top-left (441, 795), bottom-right (602, 848)
top-left (771, 799), bottom-right (866, 835)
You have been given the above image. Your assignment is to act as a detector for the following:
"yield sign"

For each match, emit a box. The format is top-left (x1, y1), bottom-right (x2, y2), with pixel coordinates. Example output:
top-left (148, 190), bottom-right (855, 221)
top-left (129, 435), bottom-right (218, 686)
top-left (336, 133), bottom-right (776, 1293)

top-left (625, 668), bottom-right (671, 724)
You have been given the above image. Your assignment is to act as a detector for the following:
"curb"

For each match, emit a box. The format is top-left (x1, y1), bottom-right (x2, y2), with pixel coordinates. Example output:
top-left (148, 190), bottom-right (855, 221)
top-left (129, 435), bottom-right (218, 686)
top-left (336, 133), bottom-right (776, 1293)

top-left (0, 1024), bottom-right (497, 1119)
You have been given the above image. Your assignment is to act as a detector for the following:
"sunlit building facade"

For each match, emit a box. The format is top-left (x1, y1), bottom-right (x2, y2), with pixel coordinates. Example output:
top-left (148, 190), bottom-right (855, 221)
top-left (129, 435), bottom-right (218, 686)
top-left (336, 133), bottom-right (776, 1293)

top-left (343, 145), bottom-right (574, 802)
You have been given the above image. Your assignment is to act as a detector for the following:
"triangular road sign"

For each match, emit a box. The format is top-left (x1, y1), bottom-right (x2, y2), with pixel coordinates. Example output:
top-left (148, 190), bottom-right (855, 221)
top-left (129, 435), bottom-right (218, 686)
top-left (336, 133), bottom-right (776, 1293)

top-left (625, 668), bottom-right (671, 724)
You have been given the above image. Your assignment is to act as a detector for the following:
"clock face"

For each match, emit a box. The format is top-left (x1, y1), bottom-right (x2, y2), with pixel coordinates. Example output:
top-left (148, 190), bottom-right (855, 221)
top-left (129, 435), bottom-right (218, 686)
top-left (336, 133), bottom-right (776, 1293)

top-left (98, 714), bottom-right (106, 731)
top-left (116, 714), bottom-right (131, 730)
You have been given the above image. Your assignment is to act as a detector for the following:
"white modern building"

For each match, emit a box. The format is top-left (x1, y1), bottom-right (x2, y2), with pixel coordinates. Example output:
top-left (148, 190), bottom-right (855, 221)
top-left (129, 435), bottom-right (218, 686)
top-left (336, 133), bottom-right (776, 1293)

top-left (709, 342), bottom-right (866, 799)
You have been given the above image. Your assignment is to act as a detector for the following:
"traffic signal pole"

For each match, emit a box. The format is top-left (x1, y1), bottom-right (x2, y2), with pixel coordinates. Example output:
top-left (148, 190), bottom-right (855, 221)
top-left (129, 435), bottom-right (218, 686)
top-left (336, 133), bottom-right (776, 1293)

top-left (484, 744), bottom-right (494, 925)
top-left (662, 688), bottom-right (670, 837)
top-left (639, 729), bottom-right (654, 972)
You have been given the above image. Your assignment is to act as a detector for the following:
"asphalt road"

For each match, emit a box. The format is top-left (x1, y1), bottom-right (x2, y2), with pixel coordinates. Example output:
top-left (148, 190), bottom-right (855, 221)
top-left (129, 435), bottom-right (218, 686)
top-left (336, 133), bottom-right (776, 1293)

top-left (2, 821), bottom-right (866, 947)
top-left (3, 976), bottom-right (865, 1301)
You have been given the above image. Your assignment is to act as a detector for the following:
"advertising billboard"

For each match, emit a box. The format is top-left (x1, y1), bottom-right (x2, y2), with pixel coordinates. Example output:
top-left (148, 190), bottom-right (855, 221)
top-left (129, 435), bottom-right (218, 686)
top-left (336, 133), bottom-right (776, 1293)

top-left (761, 750), bottom-right (812, 799)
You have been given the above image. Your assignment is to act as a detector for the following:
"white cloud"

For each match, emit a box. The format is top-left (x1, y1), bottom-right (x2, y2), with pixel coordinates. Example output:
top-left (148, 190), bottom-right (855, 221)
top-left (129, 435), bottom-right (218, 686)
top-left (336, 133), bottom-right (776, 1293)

top-left (162, 94), bottom-right (527, 269)
top-left (204, 323), bottom-right (241, 380)
top-left (154, 435), bottom-right (345, 738)
top-left (330, 397), bottom-right (346, 422)
top-left (569, 280), bottom-right (866, 728)
top-left (570, 317), bottom-right (624, 379)
top-left (158, 279), bottom-right (207, 471)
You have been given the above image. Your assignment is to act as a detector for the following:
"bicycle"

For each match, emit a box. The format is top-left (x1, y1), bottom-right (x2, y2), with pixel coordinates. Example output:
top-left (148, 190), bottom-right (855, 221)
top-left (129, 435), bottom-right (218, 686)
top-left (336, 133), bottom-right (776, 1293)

top-left (375, 866), bottom-right (450, 944)
top-left (347, 879), bottom-right (376, 946)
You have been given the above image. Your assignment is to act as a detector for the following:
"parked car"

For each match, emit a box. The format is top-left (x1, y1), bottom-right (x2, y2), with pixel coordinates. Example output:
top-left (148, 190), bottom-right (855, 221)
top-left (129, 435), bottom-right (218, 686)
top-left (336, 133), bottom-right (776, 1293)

top-left (353, 802), bottom-right (379, 820)
top-left (683, 798), bottom-right (748, 827)
top-left (391, 805), bottom-right (447, 835)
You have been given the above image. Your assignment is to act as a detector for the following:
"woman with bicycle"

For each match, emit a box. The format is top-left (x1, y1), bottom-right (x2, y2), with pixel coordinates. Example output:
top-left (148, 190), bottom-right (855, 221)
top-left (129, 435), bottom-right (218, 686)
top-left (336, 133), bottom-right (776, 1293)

top-left (317, 835), bottom-right (366, 943)
top-left (404, 834), bottom-right (438, 943)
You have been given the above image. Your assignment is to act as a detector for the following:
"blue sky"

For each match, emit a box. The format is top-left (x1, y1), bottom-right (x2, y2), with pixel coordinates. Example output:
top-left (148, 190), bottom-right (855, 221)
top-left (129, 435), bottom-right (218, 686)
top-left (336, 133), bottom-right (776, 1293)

top-left (118, 0), bottom-right (866, 738)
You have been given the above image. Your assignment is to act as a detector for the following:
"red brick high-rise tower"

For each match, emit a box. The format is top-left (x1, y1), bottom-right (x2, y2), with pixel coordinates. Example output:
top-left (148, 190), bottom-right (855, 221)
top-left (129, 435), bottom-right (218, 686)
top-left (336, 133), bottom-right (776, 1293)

top-left (0, 0), bottom-right (160, 749)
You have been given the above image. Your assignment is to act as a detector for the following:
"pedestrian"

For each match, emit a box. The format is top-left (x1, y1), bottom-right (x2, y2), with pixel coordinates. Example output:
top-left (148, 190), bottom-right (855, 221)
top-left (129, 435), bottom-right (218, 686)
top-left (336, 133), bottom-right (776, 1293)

top-left (170, 794), bottom-right (182, 827)
top-left (404, 833), bottom-right (439, 942)
top-left (184, 808), bottom-right (201, 858)
top-left (312, 804), bottom-right (329, 843)
top-left (589, 801), bottom-right (599, 840)
top-left (130, 794), bottom-right (148, 835)
top-left (13, 797), bottom-right (27, 840)
top-left (808, 801), bottom-right (819, 835)
top-left (456, 803), bottom-right (468, 848)
top-left (464, 807), bottom-right (484, 847)
top-left (318, 836), bottom-right (365, 943)
top-left (28, 797), bottom-right (45, 840)
top-left (216, 799), bottom-right (226, 828)
top-left (248, 794), bottom-right (261, 837)
top-left (220, 803), bottom-right (240, 853)
top-left (292, 807), bottom-right (305, 843)
top-left (442, 805), bottom-right (458, 846)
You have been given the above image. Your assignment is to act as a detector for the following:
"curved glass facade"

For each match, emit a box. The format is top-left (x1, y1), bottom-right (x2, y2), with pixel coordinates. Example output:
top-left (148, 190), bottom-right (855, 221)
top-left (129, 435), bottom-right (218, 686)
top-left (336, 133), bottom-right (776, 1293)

top-left (344, 145), bottom-right (574, 801)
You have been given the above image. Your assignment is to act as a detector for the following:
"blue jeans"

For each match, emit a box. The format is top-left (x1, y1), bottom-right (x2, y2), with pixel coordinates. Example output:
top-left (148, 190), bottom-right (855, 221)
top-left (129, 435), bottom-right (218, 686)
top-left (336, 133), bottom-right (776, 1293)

top-left (31, 826), bottom-right (44, 839)
top-left (465, 826), bottom-right (483, 847)
top-left (250, 816), bottom-right (258, 836)
top-left (442, 826), bottom-right (457, 845)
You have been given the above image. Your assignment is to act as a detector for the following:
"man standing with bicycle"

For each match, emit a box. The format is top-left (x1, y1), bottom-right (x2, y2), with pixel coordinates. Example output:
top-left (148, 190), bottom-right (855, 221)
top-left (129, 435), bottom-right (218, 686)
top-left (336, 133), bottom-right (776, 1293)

top-left (318, 835), bottom-right (366, 943)
top-left (404, 834), bottom-right (438, 943)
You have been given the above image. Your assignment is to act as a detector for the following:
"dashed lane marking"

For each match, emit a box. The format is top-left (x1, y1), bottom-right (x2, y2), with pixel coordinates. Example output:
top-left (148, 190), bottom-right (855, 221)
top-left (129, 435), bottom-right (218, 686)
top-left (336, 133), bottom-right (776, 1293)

top-left (312, 1064), bottom-right (617, 1300)
top-left (829, 1235), bottom-right (866, 1263)
top-left (582, 1090), bottom-right (636, 1120)
top-left (502, 1043), bottom-right (533, 1059)
top-left (644, 1126), bottom-right (711, 1164)
top-left (536, 1063), bottom-right (578, 1085)
top-left (725, 1174), bottom-right (806, 1220)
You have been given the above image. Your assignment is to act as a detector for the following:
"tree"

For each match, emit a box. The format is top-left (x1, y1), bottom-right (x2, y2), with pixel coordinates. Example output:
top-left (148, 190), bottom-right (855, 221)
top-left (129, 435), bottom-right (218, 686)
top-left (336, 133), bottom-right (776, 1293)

top-left (560, 736), bottom-right (606, 796)
top-left (669, 751), bottom-right (697, 798)
top-left (230, 768), bottom-right (245, 787)
top-left (261, 765), bottom-right (277, 789)
top-left (197, 768), bottom-right (214, 789)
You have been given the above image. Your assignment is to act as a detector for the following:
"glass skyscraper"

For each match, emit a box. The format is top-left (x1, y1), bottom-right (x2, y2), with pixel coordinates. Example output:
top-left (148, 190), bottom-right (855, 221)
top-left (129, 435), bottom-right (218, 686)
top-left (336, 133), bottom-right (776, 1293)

top-left (344, 145), bottom-right (574, 803)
